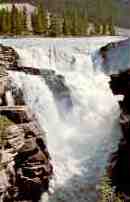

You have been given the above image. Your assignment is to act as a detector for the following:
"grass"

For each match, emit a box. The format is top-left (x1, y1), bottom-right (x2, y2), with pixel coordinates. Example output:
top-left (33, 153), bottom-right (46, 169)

top-left (0, 115), bottom-right (14, 146)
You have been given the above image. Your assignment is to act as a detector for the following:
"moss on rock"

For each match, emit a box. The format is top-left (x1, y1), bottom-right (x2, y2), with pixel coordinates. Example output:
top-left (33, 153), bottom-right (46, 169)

top-left (0, 116), bottom-right (14, 146)
top-left (99, 175), bottom-right (124, 202)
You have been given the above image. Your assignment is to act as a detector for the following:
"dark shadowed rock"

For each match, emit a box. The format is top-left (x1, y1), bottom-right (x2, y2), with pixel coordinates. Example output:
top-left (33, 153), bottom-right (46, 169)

top-left (8, 80), bottom-right (25, 106)
top-left (108, 69), bottom-right (130, 199)
top-left (109, 70), bottom-right (130, 96)
top-left (0, 108), bottom-right (34, 124)
top-left (0, 44), bottom-right (19, 67)
top-left (42, 69), bottom-right (73, 116)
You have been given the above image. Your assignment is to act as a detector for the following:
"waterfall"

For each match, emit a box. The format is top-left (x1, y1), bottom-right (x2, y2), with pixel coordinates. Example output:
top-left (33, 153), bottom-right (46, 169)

top-left (0, 37), bottom-right (126, 202)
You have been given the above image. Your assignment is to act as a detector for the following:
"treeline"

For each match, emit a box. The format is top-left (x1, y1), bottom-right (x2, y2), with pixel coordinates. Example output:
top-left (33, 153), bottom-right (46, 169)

top-left (0, 0), bottom-right (115, 36)
top-left (0, 5), bottom-right (27, 35)
top-left (32, 1), bottom-right (115, 36)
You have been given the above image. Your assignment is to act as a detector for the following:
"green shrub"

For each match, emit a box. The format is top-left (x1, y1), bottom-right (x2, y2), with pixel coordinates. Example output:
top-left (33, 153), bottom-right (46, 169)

top-left (99, 175), bottom-right (124, 202)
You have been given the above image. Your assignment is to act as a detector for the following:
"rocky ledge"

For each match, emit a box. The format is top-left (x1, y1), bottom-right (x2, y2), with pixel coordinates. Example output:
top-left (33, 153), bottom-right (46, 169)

top-left (108, 70), bottom-right (130, 200)
top-left (9, 64), bottom-right (73, 118)
top-left (0, 44), bottom-right (53, 202)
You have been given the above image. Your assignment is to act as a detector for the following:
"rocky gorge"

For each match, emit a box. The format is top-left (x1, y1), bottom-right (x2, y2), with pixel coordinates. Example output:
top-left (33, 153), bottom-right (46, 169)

top-left (108, 70), bottom-right (130, 201)
top-left (98, 39), bottom-right (130, 201)
top-left (0, 37), bottom-right (128, 202)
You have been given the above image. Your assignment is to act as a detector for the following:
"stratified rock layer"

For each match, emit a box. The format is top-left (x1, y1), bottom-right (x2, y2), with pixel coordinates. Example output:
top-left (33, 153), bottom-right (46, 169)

top-left (9, 66), bottom-right (73, 116)
top-left (0, 44), bottom-right (53, 202)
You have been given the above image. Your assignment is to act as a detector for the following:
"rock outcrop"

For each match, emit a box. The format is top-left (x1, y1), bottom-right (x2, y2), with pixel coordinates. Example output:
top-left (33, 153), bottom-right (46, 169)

top-left (0, 44), bottom-right (53, 202)
top-left (9, 66), bottom-right (73, 117)
top-left (0, 44), bottom-right (19, 67)
top-left (108, 70), bottom-right (130, 200)
top-left (5, 44), bottom-right (73, 116)
top-left (41, 69), bottom-right (73, 115)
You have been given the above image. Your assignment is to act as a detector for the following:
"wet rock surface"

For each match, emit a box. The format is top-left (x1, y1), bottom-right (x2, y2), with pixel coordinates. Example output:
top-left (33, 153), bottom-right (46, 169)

top-left (109, 70), bottom-right (130, 200)
top-left (41, 70), bottom-right (73, 115)
top-left (0, 44), bottom-right (19, 67)
top-left (10, 66), bottom-right (73, 116)
top-left (0, 45), bottom-right (53, 202)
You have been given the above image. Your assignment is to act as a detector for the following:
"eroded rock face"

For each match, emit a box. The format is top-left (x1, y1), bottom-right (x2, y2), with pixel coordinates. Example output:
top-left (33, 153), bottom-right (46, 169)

top-left (108, 69), bottom-right (130, 198)
top-left (8, 80), bottom-right (25, 106)
top-left (0, 76), bottom-right (8, 98)
top-left (2, 121), bottom-right (53, 202)
top-left (42, 70), bottom-right (70, 100)
top-left (42, 69), bottom-right (73, 116)
top-left (0, 43), bottom-right (73, 117)
top-left (0, 44), bottom-right (19, 67)
top-left (6, 121), bottom-right (47, 151)
top-left (0, 108), bottom-right (34, 124)
top-left (0, 44), bottom-right (53, 202)
top-left (109, 70), bottom-right (130, 96)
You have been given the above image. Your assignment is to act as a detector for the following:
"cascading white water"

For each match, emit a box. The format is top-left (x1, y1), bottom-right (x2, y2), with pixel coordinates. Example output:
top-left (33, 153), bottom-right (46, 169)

top-left (0, 37), bottom-right (127, 202)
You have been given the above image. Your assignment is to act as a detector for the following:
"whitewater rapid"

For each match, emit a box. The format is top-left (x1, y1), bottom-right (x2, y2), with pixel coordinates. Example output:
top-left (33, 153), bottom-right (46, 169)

top-left (1, 37), bottom-right (126, 201)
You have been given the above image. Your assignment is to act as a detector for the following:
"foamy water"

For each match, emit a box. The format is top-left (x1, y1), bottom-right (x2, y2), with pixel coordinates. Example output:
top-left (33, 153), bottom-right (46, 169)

top-left (0, 37), bottom-right (126, 201)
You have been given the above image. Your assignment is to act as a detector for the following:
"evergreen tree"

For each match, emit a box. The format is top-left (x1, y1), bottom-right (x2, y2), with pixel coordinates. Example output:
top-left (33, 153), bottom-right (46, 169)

top-left (0, 9), bottom-right (3, 33)
top-left (31, 10), bottom-right (37, 34)
top-left (62, 16), bottom-right (68, 36)
top-left (49, 14), bottom-right (62, 37)
top-left (62, 13), bottom-right (71, 36)
top-left (63, 7), bottom-right (88, 36)
top-left (18, 9), bottom-right (25, 34)
top-left (0, 8), bottom-right (11, 34)
top-left (71, 9), bottom-right (79, 35)
top-left (95, 23), bottom-right (100, 35)
top-left (11, 4), bottom-right (18, 34)
top-left (6, 9), bottom-right (12, 34)
top-left (31, 11), bottom-right (35, 34)
top-left (35, 0), bottom-right (47, 34)
top-left (11, 5), bottom-right (23, 35)
top-left (22, 6), bottom-right (28, 33)
top-left (62, 8), bottom-right (74, 36)
top-left (81, 11), bottom-right (88, 36)
top-left (108, 17), bottom-right (115, 35)
top-left (0, 9), bottom-right (7, 34)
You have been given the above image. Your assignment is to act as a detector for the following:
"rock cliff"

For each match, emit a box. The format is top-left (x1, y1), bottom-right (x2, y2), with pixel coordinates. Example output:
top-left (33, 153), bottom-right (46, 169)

top-left (0, 44), bottom-right (53, 202)
top-left (108, 70), bottom-right (130, 200)
top-left (9, 64), bottom-right (73, 117)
